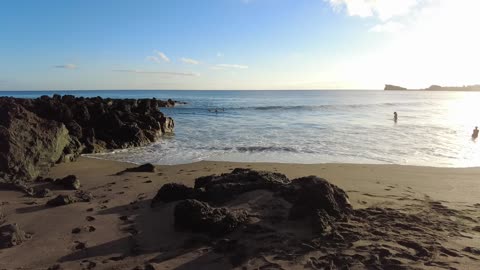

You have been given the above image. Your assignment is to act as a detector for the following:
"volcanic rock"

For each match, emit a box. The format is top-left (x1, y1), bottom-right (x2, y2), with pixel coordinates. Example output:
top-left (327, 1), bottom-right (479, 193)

top-left (0, 223), bottom-right (28, 249)
top-left (151, 183), bottom-right (194, 207)
top-left (174, 199), bottom-right (249, 236)
top-left (118, 163), bottom-right (156, 174)
top-left (195, 168), bottom-right (291, 203)
top-left (0, 101), bottom-right (70, 181)
top-left (46, 195), bottom-right (75, 207)
top-left (54, 175), bottom-right (80, 190)
top-left (283, 176), bottom-right (352, 219)
top-left (0, 95), bottom-right (177, 182)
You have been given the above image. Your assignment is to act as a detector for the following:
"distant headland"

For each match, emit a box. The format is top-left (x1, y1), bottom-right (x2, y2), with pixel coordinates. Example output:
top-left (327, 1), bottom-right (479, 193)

top-left (385, 84), bottom-right (480, 91)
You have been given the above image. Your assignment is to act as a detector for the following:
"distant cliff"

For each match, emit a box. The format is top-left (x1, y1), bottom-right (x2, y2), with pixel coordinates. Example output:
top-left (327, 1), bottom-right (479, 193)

top-left (425, 85), bottom-right (480, 91)
top-left (384, 84), bottom-right (480, 91)
top-left (384, 84), bottom-right (407, 91)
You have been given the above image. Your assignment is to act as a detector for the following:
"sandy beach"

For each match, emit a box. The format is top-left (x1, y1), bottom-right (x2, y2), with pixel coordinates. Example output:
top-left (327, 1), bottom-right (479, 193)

top-left (1, 157), bottom-right (479, 269)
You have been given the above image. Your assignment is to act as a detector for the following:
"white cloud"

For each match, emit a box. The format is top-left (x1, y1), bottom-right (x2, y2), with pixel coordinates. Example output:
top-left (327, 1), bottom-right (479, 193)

top-left (113, 69), bottom-right (199, 77)
top-left (326, 0), bottom-right (421, 21)
top-left (147, 50), bottom-right (170, 63)
top-left (369, 21), bottom-right (405, 33)
top-left (54, 64), bottom-right (77, 70)
top-left (181, 57), bottom-right (200, 65)
top-left (212, 64), bottom-right (249, 70)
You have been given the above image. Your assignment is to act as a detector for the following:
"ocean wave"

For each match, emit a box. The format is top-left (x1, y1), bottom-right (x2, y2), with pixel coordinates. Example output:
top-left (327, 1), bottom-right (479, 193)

top-left (172, 102), bottom-right (432, 112)
top-left (200, 146), bottom-right (300, 153)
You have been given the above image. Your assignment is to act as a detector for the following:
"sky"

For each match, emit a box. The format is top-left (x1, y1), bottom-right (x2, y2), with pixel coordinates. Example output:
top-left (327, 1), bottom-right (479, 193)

top-left (0, 0), bottom-right (479, 90)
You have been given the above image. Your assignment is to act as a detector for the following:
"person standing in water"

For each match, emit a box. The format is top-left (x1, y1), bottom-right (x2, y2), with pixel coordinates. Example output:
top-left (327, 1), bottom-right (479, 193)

top-left (472, 127), bottom-right (479, 139)
top-left (393, 112), bottom-right (398, 122)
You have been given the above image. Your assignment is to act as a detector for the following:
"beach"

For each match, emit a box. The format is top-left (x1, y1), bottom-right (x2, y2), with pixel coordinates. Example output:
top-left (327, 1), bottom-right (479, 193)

top-left (1, 157), bottom-right (479, 269)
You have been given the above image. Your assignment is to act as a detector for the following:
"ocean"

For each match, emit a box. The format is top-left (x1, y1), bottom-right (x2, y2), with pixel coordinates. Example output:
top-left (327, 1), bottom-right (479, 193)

top-left (2, 90), bottom-right (480, 167)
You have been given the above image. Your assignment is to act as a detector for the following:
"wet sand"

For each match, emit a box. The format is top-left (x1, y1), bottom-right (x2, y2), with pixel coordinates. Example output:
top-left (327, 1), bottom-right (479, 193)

top-left (1, 157), bottom-right (479, 269)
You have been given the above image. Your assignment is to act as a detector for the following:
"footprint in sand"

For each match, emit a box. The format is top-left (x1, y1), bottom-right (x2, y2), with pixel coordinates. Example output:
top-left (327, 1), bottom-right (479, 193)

top-left (86, 216), bottom-right (96, 222)
top-left (143, 180), bottom-right (152, 183)
top-left (72, 226), bottom-right (96, 234)
top-left (86, 208), bottom-right (94, 212)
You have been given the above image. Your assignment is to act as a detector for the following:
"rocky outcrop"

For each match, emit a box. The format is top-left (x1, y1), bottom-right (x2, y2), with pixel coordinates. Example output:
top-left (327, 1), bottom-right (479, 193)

top-left (0, 95), bottom-right (177, 182)
top-left (46, 195), bottom-right (76, 207)
top-left (384, 84), bottom-right (407, 90)
top-left (151, 183), bottom-right (194, 206)
top-left (0, 223), bottom-right (29, 249)
top-left (174, 199), bottom-right (249, 236)
top-left (153, 169), bottom-right (352, 236)
top-left (0, 101), bottom-right (70, 181)
top-left (53, 175), bottom-right (80, 190)
top-left (116, 163), bottom-right (156, 175)
top-left (194, 168), bottom-right (291, 203)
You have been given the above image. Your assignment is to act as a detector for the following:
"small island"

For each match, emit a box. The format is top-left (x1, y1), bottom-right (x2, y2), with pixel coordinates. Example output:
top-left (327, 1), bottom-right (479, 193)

top-left (385, 84), bottom-right (480, 91)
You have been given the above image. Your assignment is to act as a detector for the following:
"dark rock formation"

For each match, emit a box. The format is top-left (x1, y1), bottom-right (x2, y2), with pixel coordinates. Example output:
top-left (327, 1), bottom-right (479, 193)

top-left (0, 223), bottom-right (29, 249)
top-left (283, 176), bottom-right (352, 219)
top-left (195, 168), bottom-right (291, 203)
top-left (34, 188), bottom-right (53, 198)
top-left (46, 195), bottom-right (75, 207)
top-left (157, 168), bottom-right (352, 237)
top-left (384, 84), bottom-right (407, 90)
top-left (0, 95), bottom-right (176, 182)
top-left (117, 163), bottom-right (156, 175)
top-left (174, 199), bottom-right (249, 236)
top-left (151, 183), bottom-right (194, 207)
top-left (53, 175), bottom-right (80, 190)
top-left (0, 100), bottom-right (70, 181)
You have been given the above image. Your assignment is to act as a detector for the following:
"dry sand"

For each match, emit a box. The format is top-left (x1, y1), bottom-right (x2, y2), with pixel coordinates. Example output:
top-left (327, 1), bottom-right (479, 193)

top-left (1, 157), bottom-right (479, 269)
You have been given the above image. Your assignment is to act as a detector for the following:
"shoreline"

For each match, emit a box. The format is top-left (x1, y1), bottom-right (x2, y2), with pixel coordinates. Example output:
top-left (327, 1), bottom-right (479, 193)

top-left (1, 157), bottom-right (479, 269)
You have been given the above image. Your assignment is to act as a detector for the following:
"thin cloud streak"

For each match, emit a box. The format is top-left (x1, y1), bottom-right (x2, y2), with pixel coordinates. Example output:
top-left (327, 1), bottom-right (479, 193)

top-left (147, 50), bottom-right (170, 63)
top-left (181, 57), bottom-right (200, 65)
top-left (213, 64), bottom-right (249, 70)
top-left (54, 64), bottom-right (77, 69)
top-left (326, 0), bottom-right (420, 21)
top-left (112, 69), bottom-right (199, 76)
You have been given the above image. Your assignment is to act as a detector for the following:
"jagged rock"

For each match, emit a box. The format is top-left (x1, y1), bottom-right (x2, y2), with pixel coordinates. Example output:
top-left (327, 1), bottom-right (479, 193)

top-left (34, 188), bottom-right (53, 198)
top-left (311, 209), bottom-right (334, 233)
top-left (151, 183), bottom-right (194, 206)
top-left (283, 176), bottom-right (352, 219)
top-left (75, 190), bottom-right (94, 202)
top-left (53, 175), bottom-right (80, 190)
top-left (174, 199), bottom-right (248, 236)
top-left (195, 168), bottom-right (291, 203)
top-left (0, 95), bottom-right (177, 182)
top-left (118, 163), bottom-right (156, 175)
top-left (0, 223), bottom-right (28, 249)
top-left (46, 195), bottom-right (75, 207)
top-left (0, 101), bottom-right (70, 181)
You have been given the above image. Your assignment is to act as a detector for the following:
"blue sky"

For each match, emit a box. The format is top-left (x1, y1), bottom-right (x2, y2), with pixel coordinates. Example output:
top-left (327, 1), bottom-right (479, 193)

top-left (1, 0), bottom-right (479, 90)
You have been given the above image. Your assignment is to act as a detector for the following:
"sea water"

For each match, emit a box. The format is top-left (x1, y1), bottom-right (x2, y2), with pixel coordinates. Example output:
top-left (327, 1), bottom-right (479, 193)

top-left (2, 90), bottom-right (480, 167)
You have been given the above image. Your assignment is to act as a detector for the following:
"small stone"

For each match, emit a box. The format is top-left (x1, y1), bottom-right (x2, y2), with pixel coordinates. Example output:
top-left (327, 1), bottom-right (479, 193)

top-left (54, 175), bottom-right (81, 190)
top-left (46, 195), bottom-right (75, 207)
top-left (0, 223), bottom-right (28, 248)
